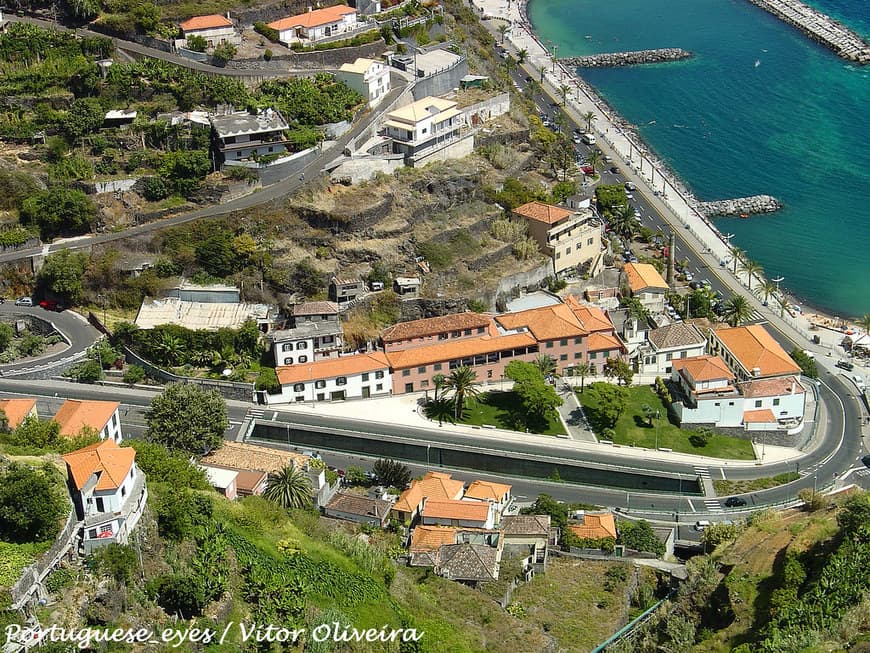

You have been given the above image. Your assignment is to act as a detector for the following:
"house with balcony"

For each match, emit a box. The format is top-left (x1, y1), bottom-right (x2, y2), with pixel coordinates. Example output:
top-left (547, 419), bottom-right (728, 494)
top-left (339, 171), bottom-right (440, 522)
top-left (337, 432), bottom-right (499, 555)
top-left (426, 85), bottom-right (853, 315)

top-left (210, 108), bottom-right (290, 163)
top-left (268, 6), bottom-right (358, 46)
top-left (272, 352), bottom-right (391, 404)
top-left (463, 480), bottom-right (512, 520)
top-left (177, 14), bottom-right (241, 51)
top-left (336, 57), bottom-right (391, 107)
top-left (637, 322), bottom-right (707, 375)
top-left (621, 262), bottom-right (669, 314)
top-left (500, 514), bottom-right (557, 573)
top-left (53, 400), bottom-right (123, 443)
top-left (383, 96), bottom-right (467, 166)
top-left (269, 321), bottom-right (345, 367)
top-left (511, 201), bottom-right (603, 276)
top-left (62, 439), bottom-right (147, 553)
top-left (329, 276), bottom-right (366, 305)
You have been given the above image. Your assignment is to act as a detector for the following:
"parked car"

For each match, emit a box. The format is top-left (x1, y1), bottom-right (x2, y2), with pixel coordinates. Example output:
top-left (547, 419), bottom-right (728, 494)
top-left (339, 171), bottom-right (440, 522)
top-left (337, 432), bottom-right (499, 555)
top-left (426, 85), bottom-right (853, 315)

top-left (39, 300), bottom-right (58, 311)
top-left (624, 181), bottom-right (637, 191)
top-left (609, 166), bottom-right (620, 174)
top-left (683, 271), bottom-right (694, 281)
top-left (14, 297), bottom-right (32, 306)
top-left (0, 297), bottom-right (5, 304)
top-left (725, 496), bottom-right (747, 507)
top-left (835, 360), bottom-right (855, 371)
top-left (572, 134), bottom-right (582, 144)
top-left (625, 192), bottom-right (634, 200)
top-left (603, 155), bottom-right (613, 164)
top-left (851, 374), bottom-right (866, 391)
top-left (694, 520), bottom-right (711, 532)
top-left (862, 455), bottom-right (870, 468)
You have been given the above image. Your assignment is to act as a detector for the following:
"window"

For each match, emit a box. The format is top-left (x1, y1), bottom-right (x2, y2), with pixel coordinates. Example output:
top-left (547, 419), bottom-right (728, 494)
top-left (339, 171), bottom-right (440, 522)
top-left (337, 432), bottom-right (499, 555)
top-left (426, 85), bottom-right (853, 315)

top-left (316, 393), bottom-right (325, 401)
top-left (438, 333), bottom-right (448, 340)
top-left (421, 380), bottom-right (429, 387)
top-left (418, 366), bottom-right (426, 374)
top-left (376, 383), bottom-right (383, 391)
top-left (487, 370), bottom-right (493, 378)
top-left (375, 371), bottom-right (385, 379)
top-left (336, 377), bottom-right (347, 386)
top-left (574, 352), bottom-right (582, 359)
top-left (405, 383), bottom-right (414, 393)
top-left (285, 357), bottom-right (294, 365)
top-left (474, 355), bottom-right (486, 365)
top-left (477, 327), bottom-right (486, 334)
top-left (298, 355), bottom-right (308, 363)
top-left (322, 335), bottom-right (334, 344)
top-left (728, 401), bottom-right (735, 406)
top-left (560, 354), bottom-right (567, 361)
top-left (293, 383), bottom-right (305, 392)
top-left (555, 252), bottom-right (561, 259)
top-left (773, 398), bottom-right (780, 406)
top-left (121, 486), bottom-right (126, 497)
top-left (295, 396), bottom-right (304, 402)
top-left (589, 352), bottom-right (597, 360)
top-left (297, 342), bottom-right (308, 350)
top-left (487, 352), bottom-right (499, 363)
top-left (566, 246), bottom-right (572, 255)
top-left (96, 497), bottom-right (105, 512)
top-left (282, 343), bottom-right (294, 352)
top-left (665, 353), bottom-right (673, 361)
top-left (755, 399), bottom-right (763, 408)
top-left (88, 529), bottom-right (97, 539)
top-left (464, 329), bottom-right (472, 336)
top-left (315, 380), bottom-right (326, 389)
top-left (546, 341), bottom-right (554, 349)
top-left (452, 330), bottom-right (461, 338)
top-left (560, 339), bottom-right (568, 346)
top-left (574, 337), bottom-right (582, 345)
top-left (402, 369), bottom-right (410, 377)
top-left (433, 364), bottom-right (442, 372)
top-left (715, 402), bottom-right (720, 406)
top-left (362, 373), bottom-right (370, 382)
top-left (130, 469), bottom-right (133, 479)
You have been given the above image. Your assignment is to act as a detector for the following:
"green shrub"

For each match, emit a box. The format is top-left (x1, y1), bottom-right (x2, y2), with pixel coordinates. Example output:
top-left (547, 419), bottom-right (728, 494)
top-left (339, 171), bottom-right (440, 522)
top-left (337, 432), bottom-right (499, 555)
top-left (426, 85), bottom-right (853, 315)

top-left (45, 567), bottom-right (75, 593)
top-left (263, 48), bottom-right (273, 61)
top-left (122, 364), bottom-right (145, 385)
top-left (255, 367), bottom-right (280, 393)
top-left (253, 22), bottom-right (280, 42)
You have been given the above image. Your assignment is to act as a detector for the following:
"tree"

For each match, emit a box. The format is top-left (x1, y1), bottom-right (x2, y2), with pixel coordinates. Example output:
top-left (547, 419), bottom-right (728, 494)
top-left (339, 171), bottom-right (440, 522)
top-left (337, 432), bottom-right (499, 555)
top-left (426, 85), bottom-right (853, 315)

top-left (581, 111), bottom-right (596, 133)
top-left (288, 259), bottom-right (325, 297)
top-left (154, 332), bottom-right (185, 366)
top-left (21, 187), bottom-right (98, 240)
top-left (797, 488), bottom-right (825, 512)
top-left (641, 403), bottom-right (655, 427)
top-left (740, 259), bottom-right (763, 291)
top-left (755, 279), bottom-right (779, 305)
top-left (212, 42), bottom-right (237, 65)
top-left (517, 48), bottom-right (528, 64)
top-left (603, 358), bottom-right (634, 386)
top-left (729, 245), bottom-right (745, 274)
top-left (521, 494), bottom-right (568, 529)
top-left (589, 383), bottom-right (629, 427)
top-left (36, 249), bottom-right (90, 304)
top-left (689, 426), bottom-right (713, 448)
top-left (0, 462), bottom-right (68, 543)
top-left (721, 294), bottom-right (754, 327)
top-left (533, 354), bottom-right (558, 379)
top-left (790, 348), bottom-right (818, 379)
top-left (91, 544), bottom-right (137, 586)
top-left (545, 135), bottom-right (576, 182)
top-left (64, 0), bottom-right (101, 20)
top-left (776, 294), bottom-right (791, 318)
top-left (372, 459), bottom-right (412, 488)
top-left (574, 362), bottom-right (593, 393)
top-left (617, 519), bottom-right (664, 555)
top-left (63, 97), bottom-right (104, 140)
top-left (344, 466), bottom-right (369, 487)
top-left (186, 34), bottom-right (207, 52)
top-left (559, 84), bottom-right (570, 106)
top-left (858, 314), bottom-right (870, 335)
top-left (700, 521), bottom-right (741, 547)
top-left (0, 323), bottom-right (14, 352)
top-left (838, 492), bottom-right (870, 541)
top-left (586, 148), bottom-right (602, 176)
top-left (145, 383), bottom-right (228, 455)
top-left (122, 365), bottom-right (146, 385)
top-left (6, 416), bottom-right (61, 449)
top-left (195, 232), bottom-right (238, 278)
top-left (263, 465), bottom-right (313, 509)
top-left (444, 366), bottom-right (482, 420)
top-left (424, 397), bottom-right (454, 426)
top-left (610, 204), bottom-right (640, 239)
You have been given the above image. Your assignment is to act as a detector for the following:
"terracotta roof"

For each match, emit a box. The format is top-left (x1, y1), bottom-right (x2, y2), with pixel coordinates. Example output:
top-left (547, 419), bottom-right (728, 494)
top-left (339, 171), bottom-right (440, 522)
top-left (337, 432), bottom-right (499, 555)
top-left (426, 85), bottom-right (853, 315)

top-left (512, 201), bottom-right (574, 226)
top-left (233, 469), bottom-right (268, 494)
top-left (200, 441), bottom-right (309, 474)
top-left (276, 352), bottom-right (389, 385)
top-left (647, 322), bottom-right (706, 351)
top-left (436, 543), bottom-right (499, 581)
top-left (385, 332), bottom-right (537, 370)
top-left (673, 355), bottom-right (735, 383)
top-left (738, 376), bottom-right (804, 398)
top-left (501, 514), bottom-right (550, 537)
top-left (565, 297), bottom-right (614, 333)
top-left (569, 513), bottom-right (617, 540)
top-left (53, 400), bottom-right (119, 437)
top-left (743, 408), bottom-right (777, 423)
top-left (180, 14), bottom-right (233, 31)
top-left (394, 471), bottom-right (465, 513)
top-left (712, 325), bottom-right (801, 377)
top-left (623, 263), bottom-right (669, 293)
top-left (0, 398), bottom-right (36, 429)
top-left (63, 439), bottom-right (135, 491)
top-left (495, 303), bottom-right (588, 341)
top-left (382, 312), bottom-right (493, 343)
top-left (268, 5), bottom-right (356, 31)
top-left (410, 525), bottom-right (458, 553)
top-left (424, 499), bottom-right (490, 522)
top-left (292, 301), bottom-right (338, 316)
top-left (464, 480), bottom-right (512, 502)
top-left (587, 332), bottom-right (624, 352)
top-left (327, 492), bottom-right (391, 520)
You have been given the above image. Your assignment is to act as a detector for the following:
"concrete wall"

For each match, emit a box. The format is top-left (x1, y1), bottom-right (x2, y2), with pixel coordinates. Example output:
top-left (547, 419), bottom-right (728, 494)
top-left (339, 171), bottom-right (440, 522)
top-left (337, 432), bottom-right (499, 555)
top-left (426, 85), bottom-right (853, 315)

top-left (410, 57), bottom-right (468, 100)
top-left (328, 154), bottom-right (405, 184)
top-left (489, 261), bottom-right (553, 311)
top-left (461, 92), bottom-right (510, 127)
top-left (409, 132), bottom-right (474, 167)
top-left (225, 39), bottom-right (387, 71)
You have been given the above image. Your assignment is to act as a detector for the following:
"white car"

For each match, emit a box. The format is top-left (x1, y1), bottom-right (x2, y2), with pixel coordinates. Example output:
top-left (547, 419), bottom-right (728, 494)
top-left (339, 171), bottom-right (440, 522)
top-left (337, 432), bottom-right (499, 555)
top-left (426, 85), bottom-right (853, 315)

top-left (852, 375), bottom-right (866, 391)
top-left (683, 271), bottom-right (694, 281)
top-left (625, 192), bottom-right (634, 200)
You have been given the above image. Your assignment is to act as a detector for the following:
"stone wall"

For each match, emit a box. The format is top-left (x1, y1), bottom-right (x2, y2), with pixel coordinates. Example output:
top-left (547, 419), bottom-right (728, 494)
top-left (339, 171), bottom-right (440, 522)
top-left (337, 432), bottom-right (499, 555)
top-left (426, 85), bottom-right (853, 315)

top-left (488, 261), bottom-right (553, 310)
top-left (399, 298), bottom-right (472, 321)
top-left (410, 57), bottom-right (469, 100)
top-left (460, 92), bottom-right (510, 127)
top-left (409, 133), bottom-right (474, 167)
top-left (294, 193), bottom-right (395, 232)
top-left (698, 194), bottom-right (783, 218)
top-left (225, 39), bottom-right (388, 71)
top-left (560, 48), bottom-right (692, 67)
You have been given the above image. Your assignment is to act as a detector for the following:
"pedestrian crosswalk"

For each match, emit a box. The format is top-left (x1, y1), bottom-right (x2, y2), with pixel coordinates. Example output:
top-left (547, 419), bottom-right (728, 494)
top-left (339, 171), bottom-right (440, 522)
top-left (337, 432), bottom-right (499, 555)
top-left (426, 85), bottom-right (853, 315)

top-left (247, 408), bottom-right (266, 420)
top-left (746, 310), bottom-right (767, 324)
top-left (694, 466), bottom-right (711, 480)
top-left (703, 499), bottom-right (723, 513)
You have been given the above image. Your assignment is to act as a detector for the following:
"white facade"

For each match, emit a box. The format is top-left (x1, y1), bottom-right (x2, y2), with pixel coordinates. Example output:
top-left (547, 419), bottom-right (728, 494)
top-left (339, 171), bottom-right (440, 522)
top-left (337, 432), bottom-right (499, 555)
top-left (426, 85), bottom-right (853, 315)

top-left (270, 322), bottom-right (344, 367)
top-left (383, 96), bottom-right (462, 161)
top-left (336, 58), bottom-right (391, 107)
top-left (179, 26), bottom-right (240, 49)
top-left (272, 354), bottom-right (393, 404)
top-left (673, 394), bottom-right (744, 427)
top-left (102, 410), bottom-right (123, 443)
top-left (78, 465), bottom-right (147, 553)
top-left (270, 8), bottom-right (358, 45)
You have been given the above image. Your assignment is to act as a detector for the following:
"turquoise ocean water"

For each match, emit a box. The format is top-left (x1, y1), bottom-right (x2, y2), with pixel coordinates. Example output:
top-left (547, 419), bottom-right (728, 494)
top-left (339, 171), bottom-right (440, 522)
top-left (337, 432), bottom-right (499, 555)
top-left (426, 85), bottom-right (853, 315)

top-left (528, 0), bottom-right (870, 317)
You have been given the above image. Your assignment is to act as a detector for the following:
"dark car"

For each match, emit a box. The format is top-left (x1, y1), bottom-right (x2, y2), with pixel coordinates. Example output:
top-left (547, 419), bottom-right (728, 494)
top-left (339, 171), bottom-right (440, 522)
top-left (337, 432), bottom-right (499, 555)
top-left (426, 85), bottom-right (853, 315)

top-left (862, 455), bottom-right (870, 468)
top-left (609, 166), bottom-right (620, 174)
top-left (725, 496), bottom-right (747, 507)
top-left (836, 360), bottom-right (855, 371)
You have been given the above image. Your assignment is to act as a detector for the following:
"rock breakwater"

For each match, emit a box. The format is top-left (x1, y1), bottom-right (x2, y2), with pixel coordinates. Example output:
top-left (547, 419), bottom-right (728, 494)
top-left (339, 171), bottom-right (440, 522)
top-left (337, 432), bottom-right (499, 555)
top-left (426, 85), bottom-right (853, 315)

top-left (560, 48), bottom-right (692, 68)
top-left (698, 195), bottom-right (783, 218)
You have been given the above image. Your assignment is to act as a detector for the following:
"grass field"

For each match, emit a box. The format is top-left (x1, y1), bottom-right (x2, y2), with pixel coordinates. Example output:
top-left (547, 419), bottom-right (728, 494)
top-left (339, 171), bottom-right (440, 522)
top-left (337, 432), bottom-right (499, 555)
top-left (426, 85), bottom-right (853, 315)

top-left (577, 382), bottom-right (755, 460)
top-left (459, 391), bottom-right (567, 436)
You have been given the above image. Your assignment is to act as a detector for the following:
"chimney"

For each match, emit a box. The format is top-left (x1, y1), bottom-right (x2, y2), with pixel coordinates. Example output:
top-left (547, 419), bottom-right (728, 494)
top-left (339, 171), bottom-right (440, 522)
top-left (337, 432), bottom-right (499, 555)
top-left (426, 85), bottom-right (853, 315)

top-left (666, 232), bottom-right (676, 286)
top-left (752, 367), bottom-right (761, 377)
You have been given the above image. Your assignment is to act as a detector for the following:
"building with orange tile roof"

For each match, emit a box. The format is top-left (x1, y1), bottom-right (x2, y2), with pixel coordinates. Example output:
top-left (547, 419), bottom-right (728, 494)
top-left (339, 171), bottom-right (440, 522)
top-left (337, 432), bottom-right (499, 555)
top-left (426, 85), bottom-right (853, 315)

top-left (463, 480), bottom-right (512, 519)
top-left (512, 202), bottom-right (604, 276)
top-left (565, 297), bottom-right (616, 334)
top-left (409, 525), bottom-right (458, 566)
top-left (63, 439), bottom-right (147, 553)
top-left (621, 262), bottom-right (669, 313)
top-left (0, 398), bottom-right (37, 429)
top-left (382, 313), bottom-right (495, 351)
top-left (393, 471), bottom-right (465, 523)
top-left (742, 408), bottom-right (777, 424)
top-left (422, 499), bottom-right (495, 529)
top-left (53, 400), bottom-right (122, 442)
top-left (272, 352), bottom-right (391, 404)
top-left (177, 15), bottom-right (240, 53)
top-left (268, 5), bottom-right (358, 45)
top-left (709, 324), bottom-right (802, 380)
top-left (569, 512), bottom-right (617, 541)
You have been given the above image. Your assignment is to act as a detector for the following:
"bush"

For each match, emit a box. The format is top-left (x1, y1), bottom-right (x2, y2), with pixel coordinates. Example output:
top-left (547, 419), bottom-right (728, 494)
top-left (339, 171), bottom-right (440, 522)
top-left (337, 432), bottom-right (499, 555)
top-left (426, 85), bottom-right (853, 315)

top-left (186, 34), bottom-right (207, 52)
top-left (263, 48), bottom-right (273, 61)
top-left (142, 176), bottom-right (171, 202)
top-left (790, 348), bottom-right (818, 379)
top-left (253, 22), bottom-right (280, 42)
top-left (64, 359), bottom-right (103, 383)
top-left (255, 367), bottom-right (280, 393)
top-left (45, 567), bottom-right (75, 593)
top-left (122, 364), bottom-right (145, 385)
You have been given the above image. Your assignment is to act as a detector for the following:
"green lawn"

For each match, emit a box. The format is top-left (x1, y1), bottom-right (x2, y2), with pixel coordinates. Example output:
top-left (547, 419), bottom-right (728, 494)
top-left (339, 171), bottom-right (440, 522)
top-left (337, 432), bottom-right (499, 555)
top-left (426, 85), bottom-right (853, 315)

top-left (577, 382), bottom-right (756, 460)
top-left (459, 391), bottom-right (567, 436)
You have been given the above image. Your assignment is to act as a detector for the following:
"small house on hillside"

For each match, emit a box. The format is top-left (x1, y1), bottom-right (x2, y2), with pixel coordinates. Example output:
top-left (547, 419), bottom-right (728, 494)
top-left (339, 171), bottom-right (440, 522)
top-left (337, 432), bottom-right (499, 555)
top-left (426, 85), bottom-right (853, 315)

top-left (268, 6), bottom-right (358, 46)
top-left (53, 400), bottom-right (122, 443)
top-left (178, 14), bottom-right (241, 51)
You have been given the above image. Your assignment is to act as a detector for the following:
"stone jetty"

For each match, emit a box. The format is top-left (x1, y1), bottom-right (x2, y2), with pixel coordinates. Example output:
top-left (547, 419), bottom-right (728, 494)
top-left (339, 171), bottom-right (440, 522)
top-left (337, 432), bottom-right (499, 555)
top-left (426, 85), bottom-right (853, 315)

top-left (744, 0), bottom-right (870, 64)
top-left (560, 48), bottom-right (692, 68)
top-left (698, 195), bottom-right (783, 218)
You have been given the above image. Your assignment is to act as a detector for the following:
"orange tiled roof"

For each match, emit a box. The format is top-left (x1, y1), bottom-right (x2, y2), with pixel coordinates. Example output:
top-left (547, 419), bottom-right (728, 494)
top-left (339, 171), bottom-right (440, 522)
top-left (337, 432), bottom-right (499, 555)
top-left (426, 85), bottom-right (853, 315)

top-left (495, 303), bottom-right (588, 341)
top-left (713, 325), bottom-right (801, 377)
top-left (423, 499), bottom-right (490, 522)
top-left (587, 332), bottom-right (624, 352)
top-left (743, 408), bottom-right (777, 423)
top-left (512, 201), bottom-right (573, 225)
top-left (394, 471), bottom-right (465, 513)
top-left (53, 400), bottom-right (119, 437)
top-left (385, 332), bottom-right (537, 370)
top-left (62, 439), bottom-right (135, 491)
top-left (410, 525), bottom-right (458, 552)
top-left (623, 262), bottom-right (669, 292)
top-left (201, 441), bottom-right (309, 474)
top-left (277, 352), bottom-right (389, 385)
top-left (569, 512), bottom-right (617, 540)
top-left (268, 5), bottom-right (356, 31)
top-left (382, 313), bottom-right (493, 343)
top-left (565, 297), bottom-right (615, 333)
top-left (0, 398), bottom-right (36, 429)
top-left (738, 376), bottom-right (804, 398)
top-left (180, 14), bottom-right (233, 31)
top-left (672, 355), bottom-right (735, 383)
top-left (464, 479), bottom-right (512, 501)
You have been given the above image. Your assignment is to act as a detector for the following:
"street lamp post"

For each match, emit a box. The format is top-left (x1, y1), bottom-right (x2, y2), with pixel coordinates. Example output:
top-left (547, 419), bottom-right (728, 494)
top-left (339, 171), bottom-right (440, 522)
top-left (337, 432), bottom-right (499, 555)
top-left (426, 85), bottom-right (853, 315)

top-left (772, 276), bottom-right (784, 294)
top-left (654, 410), bottom-right (660, 450)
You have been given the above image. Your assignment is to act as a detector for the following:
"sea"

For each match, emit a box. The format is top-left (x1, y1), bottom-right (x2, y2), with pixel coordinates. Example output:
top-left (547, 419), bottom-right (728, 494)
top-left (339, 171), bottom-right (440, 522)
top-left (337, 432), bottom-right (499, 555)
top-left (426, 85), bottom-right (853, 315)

top-left (528, 0), bottom-right (870, 318)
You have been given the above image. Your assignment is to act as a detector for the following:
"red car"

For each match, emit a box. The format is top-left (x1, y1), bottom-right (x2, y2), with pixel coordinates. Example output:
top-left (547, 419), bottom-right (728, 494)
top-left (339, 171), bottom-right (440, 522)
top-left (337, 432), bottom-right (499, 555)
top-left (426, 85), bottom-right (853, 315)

top-left (581, 165), bottom-right (595, 176)
top-left (39, 300), bottom-right (64, 311)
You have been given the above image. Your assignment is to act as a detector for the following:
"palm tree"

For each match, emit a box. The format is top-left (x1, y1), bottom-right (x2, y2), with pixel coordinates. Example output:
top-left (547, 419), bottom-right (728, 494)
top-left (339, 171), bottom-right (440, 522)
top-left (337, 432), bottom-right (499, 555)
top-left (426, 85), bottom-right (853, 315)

top-left (776, 294), bottom-right (791, 318)
top-left (587, 148), bottom-right (602, 175)
top-left (432, 373), bottom-right (446, 401)
top-left (517, 48), bottom-right (528, 64)
top-left (859, 314), bottom-right (870, 334)
top-left (575, 361), bottom-right (593, 393)
top-left (534, 354), bottom-right (559, 379)
top-left (559, 84), bottom-right (570, 106)
top-left (424, 397), bottom-right (455, 426)
top-left (755, 279), bottom-right (779, 306)
top-left (444, 366), bottom-right (482, 420)
top-left (263, 465), bottom-right (312, 509)
top-left (581, 111), bottom-right (596, 133)
top-left (729, 245), bottom-right (745, 274)
top-left (155, 333), bottom-right (184, 366)
top-left (721, 294), bottom-right (755, 327)
top-left (498, 23), bottom-right (509, 45)
top-left (740, 259), bottom-right (763, 291)
top-left (610, 204), bottom-right (640, 240)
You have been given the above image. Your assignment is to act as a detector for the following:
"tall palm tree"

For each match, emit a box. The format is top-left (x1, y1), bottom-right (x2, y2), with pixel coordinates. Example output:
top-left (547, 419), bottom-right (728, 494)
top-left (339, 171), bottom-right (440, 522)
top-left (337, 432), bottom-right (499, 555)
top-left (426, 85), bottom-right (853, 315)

top-left (755, 279), bottom-right (779, 305)
top-left (611, 204), bottom-right (640, 240)
top-left (721, 294), bottom-right (755, 327)
top-left (263, 465), bottom-right (312, 509)
top-left (424, 397), bottom-right (455, 426)
top-left (776, 294), bottom-right (791, 318)
top-left (729, 245), bottom-right (745, 274)
top-left (559, 84), bottom-right (570, 106)
top-left (859, 314), bottom-right (870, 334)
top-left (581, 111), bottom-right (596, 133)
top-left (740, 259), bottom-right (763, 291)
top-left (444, 366), bottom-right (482, 420)
top-left (534, 354), bottom-right (559, 379)
top-left (574, 362), bottom-right (593, 393)
top-left (432, 373), bottom-right (446, 401)
top-left (587, 148), bottom-right (602, 175)
top-left (498, 23), bottom-right (509, 45)
top-left (517, 48), bottom-right (528, 64)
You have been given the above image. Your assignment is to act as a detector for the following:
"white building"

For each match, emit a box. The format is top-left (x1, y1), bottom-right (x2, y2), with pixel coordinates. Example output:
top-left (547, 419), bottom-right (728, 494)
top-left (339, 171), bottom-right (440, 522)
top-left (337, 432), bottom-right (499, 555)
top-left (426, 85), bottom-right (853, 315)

top-left (737, 376), bottom-right (807, 431)
top-left (708, 324), bottom-right (803, 381)
top-left (177, 14), bottom-right (241, 51)
top-left (383, 96), bottom-right (466, 165)
top-left (200, 465), bottom-right (239, 500)
top-left (336, 58), bottom-right (391, 107)
top-left (63, 439), bottom-right (147, 553)
top-left (269, 321), bottom-right (345, 366)
top-left (272, 352), bottom-right (392, 404)
top-left (53, 400), bottom-right (123, 443)
top-left (621, 262), bottom-right (669, 314)
top-left (462, 480), bottom-right (512, 522)
top-left (210, 108), bottom-right (290, 162)
top-left (268, 6), bottom-right (358, 45)
top-left (638, 322), bottom-right (707, 375)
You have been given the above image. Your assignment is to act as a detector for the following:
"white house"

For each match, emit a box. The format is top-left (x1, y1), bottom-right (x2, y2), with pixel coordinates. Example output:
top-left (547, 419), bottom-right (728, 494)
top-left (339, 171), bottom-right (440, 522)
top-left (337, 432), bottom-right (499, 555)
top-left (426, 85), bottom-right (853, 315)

top-left (622, 262), bottom-right (669, 314)
top-left (383, 96), bottom-right (465, 164)
top-left (63, 439), bottom-right (147, 553)
top-left (177, 14), bottom-right (241, 50)
top-left (273, 352), bottom-right (392, 404)
top-left (336, 58), bottom-right (391, 107)
top-left (53, 400), bottom-right (123, 443)
top-left (200, 465), bottom-right (239, 500)
top-left (268, 6), bottom-right (358, 45)
top-left (421, 499), bottom-right (495, 530)
top-left (638, 322), bottom-right (707, 375)
top-left (269, 321), bottom-right (345, 367)
top-left (736, 376), bottom-right (806, 431)
top-left (210, 108), bottom-right (290, 162)
top-left (462, 480), bottom-right (512, 523)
